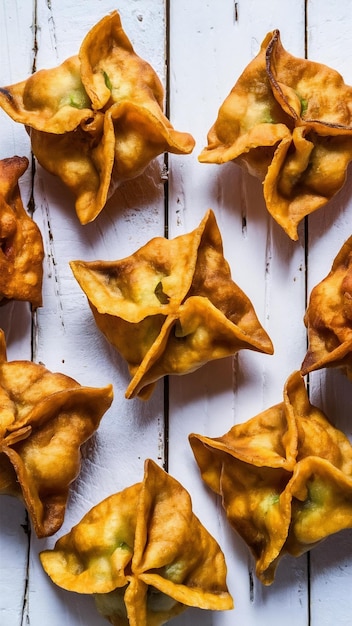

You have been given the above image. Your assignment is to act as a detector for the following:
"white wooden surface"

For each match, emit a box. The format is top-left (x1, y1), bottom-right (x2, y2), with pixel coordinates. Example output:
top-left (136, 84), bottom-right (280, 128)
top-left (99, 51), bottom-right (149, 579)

top-left (1, 1), bottom-right (352, 624)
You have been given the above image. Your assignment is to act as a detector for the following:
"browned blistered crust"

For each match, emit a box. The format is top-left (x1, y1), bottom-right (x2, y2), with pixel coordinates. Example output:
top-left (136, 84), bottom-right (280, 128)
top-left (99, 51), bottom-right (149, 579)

top-left (199, 30), bottom-right (352, 240)
top-left (70, 209), bottom-right (273, 400)
top-left (302, 236), bottom-right (352, 377)
top-left (190, 371), bottom-right (352, 585)
top-left (0, 11), bottom-right (195, 224)
top-left (0, 330), bottom-right (113, 537)
top-left (0, 156), bottom-right (44, 307)
top-left (40, 459), bottom-right (233, 625)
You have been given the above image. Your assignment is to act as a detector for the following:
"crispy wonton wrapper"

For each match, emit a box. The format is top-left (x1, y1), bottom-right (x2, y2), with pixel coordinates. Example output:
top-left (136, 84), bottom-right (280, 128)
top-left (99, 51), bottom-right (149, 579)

top-left (0, 156), bottom-right (44, 307)
top-left (0, 12), bottom-right (195, 225)
top-left (301, 236), bottom-right (352, 377)
top-left (199, 30), bottom-right (352, 240)
top-left (70, 209), bottom-right (273, 400)
top-left (0, 330), bottom-right (113, 537)
top-left (40, 458), bottom-right (233, 626)
top-left (189, 371), bottom-right (352, 585)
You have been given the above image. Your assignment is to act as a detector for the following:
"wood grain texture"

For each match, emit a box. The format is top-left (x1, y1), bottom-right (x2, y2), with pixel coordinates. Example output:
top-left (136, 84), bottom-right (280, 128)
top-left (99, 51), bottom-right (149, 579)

top-left (305, 2), bottom-right (352, 624)
top-left (0, 0), bottom-right (352, 624)
top-left (168, 2), bottom-right (307, 624)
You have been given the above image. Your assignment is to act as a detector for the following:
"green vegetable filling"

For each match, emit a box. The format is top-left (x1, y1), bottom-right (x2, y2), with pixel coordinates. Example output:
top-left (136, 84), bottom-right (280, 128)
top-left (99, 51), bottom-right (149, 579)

top-left (299, 97), bottom-right (308, 116)
top-left (103, 70), bottom-right (113, 91)
top-left (60, 89), bottom-right (91, 110)
top-left (154, 281), bottom-right (170, 304)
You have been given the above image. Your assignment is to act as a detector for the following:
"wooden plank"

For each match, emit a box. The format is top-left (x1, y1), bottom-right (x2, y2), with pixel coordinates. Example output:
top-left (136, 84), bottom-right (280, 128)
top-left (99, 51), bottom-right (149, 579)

top-left (0, 3), bottom-right (34, 625)
top-left (0, 0), bottom-right (33, 358)
top-left (305, 2), bottom-right (352, 624)
top-left (1, 1), bottom-right (167, 625)
top-left (31, 0), bottom-right (167, 479)
top-left (168, 1), bottom-right (309, 624)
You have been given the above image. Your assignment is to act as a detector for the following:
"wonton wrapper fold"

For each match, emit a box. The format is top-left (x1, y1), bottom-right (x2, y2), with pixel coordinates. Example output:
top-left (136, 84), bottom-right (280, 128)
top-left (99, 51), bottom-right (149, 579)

top-left (40, 458), bottom-right (234, 626)
top-left (70, 209), bottom-right (273, 399)
top-left (199, 29), bottom-right (352, 240)
top-left (0, 11), bottom-right (195, 224)
top-left (0, 156), bottom-right (44, 307)
top-left (301, 236), bottom-right (352, 377)
top-left (0, 330), bottom-right (113, 537)
top-left (190, 371), bottom-right (352, 584)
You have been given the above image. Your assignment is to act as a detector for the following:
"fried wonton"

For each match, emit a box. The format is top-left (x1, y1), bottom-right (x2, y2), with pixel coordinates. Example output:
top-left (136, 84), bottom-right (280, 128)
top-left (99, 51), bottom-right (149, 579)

top-left (0, 330), bottom-right (113, 537)
top-left (199, 29), bottom-right (352, 240)
top-left (189, 371), bottom-right (352, 585)
top-left (70, 209), bottom-right (273, 400)
top-left (0, 156), bottom-right (44, 307)
top-left (301, 236), bottom-right (352, 377)
top-left (40, 458), bottom-right (233, 626)
top-left (0, 12), bottom-right (195, 225)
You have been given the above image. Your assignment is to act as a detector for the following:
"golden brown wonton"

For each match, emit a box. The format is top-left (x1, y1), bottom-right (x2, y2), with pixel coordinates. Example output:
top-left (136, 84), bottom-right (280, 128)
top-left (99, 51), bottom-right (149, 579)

top-left (0, 12), bottom-right (195, 225)
top-left (40, 458), bottom-right (233, 626)
top-left (199, 29), bottom-right (352, 240)
top-left (301, 236), bottom-right (352, 377)
top-left (0, 156), bottom-right (44, 307)
top-left (189, 371), bottom-right (352, 585)
top-left (0, 330), bottom-right (113, 537)
top-left (70, 209), bottom-right (273, 400)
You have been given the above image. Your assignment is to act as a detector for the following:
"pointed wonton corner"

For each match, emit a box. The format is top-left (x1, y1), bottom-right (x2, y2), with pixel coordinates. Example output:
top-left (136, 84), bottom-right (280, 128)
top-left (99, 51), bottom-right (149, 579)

top-left (0, 156), bottom-right (44, 307)
top-left (199, 29), bottom-right (352, 240)
top-left (301, 235), bottom-right (352, 377)
top-left (39, 458), bottom-right (234, 626)
top-left (189, 371), bottom-right (352, 584)
top-left (0, 330), bottom-right (113, 537)
top-left (70, 209), bottom-right (273, 400)
top-left (0, 11), bottom-right (195, 224)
